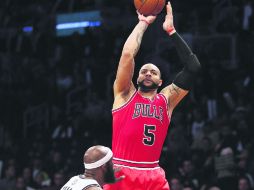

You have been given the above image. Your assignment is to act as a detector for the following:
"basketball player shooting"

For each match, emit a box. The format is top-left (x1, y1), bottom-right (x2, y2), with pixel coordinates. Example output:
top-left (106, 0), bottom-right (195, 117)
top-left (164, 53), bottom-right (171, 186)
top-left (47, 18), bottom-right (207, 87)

top-left (104, 2), bottom-right (201, 190)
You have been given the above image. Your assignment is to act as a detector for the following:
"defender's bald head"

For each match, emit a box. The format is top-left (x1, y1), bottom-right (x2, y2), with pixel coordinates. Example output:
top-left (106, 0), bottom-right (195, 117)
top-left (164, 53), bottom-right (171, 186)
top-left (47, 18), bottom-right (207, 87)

top-left (83, 145), bottom-right (113, 169)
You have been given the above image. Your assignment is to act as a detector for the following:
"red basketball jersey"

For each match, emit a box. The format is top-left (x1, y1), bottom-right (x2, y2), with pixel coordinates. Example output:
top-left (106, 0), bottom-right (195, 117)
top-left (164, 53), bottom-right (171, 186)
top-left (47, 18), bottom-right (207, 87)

top-left (112, 91), bottom-right (171, 167)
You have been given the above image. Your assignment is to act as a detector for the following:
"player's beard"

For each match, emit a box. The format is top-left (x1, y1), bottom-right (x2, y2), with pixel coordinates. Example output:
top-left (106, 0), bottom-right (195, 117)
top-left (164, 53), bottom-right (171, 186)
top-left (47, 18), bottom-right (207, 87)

top-left (138, 80), bottom-right (159, 92)
top-left (103, 162), bottom-right (115, 183)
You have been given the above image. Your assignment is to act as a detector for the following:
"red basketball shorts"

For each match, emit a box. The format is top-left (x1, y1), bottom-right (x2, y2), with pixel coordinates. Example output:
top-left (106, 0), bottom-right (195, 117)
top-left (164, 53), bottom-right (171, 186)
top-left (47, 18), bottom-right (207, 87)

top-left (103, 166), bottom-right (170, 190)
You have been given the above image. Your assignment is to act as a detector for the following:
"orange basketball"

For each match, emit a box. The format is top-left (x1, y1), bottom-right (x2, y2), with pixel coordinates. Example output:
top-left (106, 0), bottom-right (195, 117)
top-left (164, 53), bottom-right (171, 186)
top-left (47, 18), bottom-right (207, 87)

top-left (134, 0), bottom-right (166, 16)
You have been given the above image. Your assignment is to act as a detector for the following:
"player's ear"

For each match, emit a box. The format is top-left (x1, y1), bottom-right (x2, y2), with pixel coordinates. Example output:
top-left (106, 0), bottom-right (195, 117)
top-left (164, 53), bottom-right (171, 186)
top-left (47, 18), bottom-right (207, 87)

top-left (99, 164), bottom-right (107, 174)
top-left (158, 79), bottom-right (163, 87)
top-left (101, 164), bottom-right (106, 170)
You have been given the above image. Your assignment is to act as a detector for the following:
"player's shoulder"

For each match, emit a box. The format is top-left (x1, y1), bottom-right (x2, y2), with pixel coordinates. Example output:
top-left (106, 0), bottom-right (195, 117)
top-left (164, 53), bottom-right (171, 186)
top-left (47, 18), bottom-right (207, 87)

top-left (157, 91), bottom-right (168, 100)
top-left (113, 87), bottom-right (137, 109)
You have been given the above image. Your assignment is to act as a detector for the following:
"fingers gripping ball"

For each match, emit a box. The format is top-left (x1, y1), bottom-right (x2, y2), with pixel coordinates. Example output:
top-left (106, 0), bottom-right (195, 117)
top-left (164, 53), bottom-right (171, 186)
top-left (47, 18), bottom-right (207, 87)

top-left (134, 0), bottom-right (166, 16)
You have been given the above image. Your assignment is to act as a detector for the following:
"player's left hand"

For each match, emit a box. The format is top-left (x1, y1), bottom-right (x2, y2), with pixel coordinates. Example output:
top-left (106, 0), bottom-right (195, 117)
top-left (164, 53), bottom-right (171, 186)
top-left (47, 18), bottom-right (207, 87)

top-left (163, 1), bottom-right (176, 35)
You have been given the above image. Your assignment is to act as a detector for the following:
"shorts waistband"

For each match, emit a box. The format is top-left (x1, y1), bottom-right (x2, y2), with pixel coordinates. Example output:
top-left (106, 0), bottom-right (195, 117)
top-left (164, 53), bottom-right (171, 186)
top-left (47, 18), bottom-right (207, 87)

top-left (113, 157), bottom-right (159, 168)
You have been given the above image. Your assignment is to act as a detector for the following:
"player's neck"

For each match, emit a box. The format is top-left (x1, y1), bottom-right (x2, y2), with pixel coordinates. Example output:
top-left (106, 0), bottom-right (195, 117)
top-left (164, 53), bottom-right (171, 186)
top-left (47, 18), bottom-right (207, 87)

top-left (83, 172), bottom-right (103, 186)
top-left (138, 89), bottom-right (157, 100)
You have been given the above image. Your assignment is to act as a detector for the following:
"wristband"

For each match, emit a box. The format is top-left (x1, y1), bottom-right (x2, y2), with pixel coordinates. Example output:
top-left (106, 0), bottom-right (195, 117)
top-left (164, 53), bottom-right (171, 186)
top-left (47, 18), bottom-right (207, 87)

top-left (139, 19), bottom-right (150, 25)
top-left (167, 27), bottom-right (176, 35)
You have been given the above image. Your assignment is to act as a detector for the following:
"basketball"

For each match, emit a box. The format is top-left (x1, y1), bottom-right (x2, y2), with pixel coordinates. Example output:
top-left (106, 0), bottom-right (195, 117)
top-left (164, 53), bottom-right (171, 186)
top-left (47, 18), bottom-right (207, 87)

top-left (134, 0), bottom-right (166, 16)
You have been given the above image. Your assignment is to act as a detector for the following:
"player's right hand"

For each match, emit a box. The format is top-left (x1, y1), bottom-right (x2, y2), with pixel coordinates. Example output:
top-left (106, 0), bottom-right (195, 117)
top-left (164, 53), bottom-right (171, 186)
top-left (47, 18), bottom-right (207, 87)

top-left (137, 11), bottom-right (156, 25)
top-left (113, 167), bottom-right (125, 183)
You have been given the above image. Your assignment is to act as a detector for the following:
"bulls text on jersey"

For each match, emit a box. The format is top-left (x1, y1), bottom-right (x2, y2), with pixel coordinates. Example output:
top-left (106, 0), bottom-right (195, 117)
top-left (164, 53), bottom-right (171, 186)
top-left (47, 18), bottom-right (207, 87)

top-left (132, 103), bottom-right (163, 122)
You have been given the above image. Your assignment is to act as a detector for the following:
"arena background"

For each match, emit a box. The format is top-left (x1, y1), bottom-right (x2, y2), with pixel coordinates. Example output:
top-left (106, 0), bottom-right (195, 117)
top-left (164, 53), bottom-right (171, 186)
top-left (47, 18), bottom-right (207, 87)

top-left (0, 0), bottom-right (254, 189)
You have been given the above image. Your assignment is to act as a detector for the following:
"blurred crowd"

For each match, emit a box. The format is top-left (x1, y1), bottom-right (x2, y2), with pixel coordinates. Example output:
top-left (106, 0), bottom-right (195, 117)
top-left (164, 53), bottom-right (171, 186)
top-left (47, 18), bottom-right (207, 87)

top-left (0, 0), bottom-right (254, 190)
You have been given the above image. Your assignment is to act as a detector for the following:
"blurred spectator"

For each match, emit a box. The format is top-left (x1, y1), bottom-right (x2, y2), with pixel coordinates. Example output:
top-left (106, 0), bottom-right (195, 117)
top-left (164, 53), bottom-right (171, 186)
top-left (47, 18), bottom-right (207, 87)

top-left (33, 171), bottom-right (50, 189)
top-left (31, 158), bottom-right (43, 179)
top-left (215, 147), bottom-right (237, 190)
top-left (41, 172), bottom-right (66, 190)
top-left (238, 176), bottom-right (253, 190)
top-left (236, 150), bottom-right (254, 189)
top-left (212, 0), bottom-right (239, 33)
top-left (12, 176), bottom-right (35, 190)
top-left (170, 176), bottom-right (183, 190)
top-left (22, 167), bottom-right (37, 189)
top-left (191, 108), bottom-right (206, 141)
top-left (51, 117), bottom-right (73, 140)
top-left (45, 151), bottom-right (64, 177)
top-left (183, 187), bottom-right (195, 190)
top-left (242, 0), bottom-right (253, 32)
top-left (207, 186), bottom-right (221, 190)
top-left (0, 164), bottom-right (16, 190)
top-left (178, 159), bottom-right (200, 189)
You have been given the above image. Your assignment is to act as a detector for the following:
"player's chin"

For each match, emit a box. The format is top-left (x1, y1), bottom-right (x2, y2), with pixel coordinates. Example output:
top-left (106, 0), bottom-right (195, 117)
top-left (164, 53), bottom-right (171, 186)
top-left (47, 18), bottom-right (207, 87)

top-left (143, 82), bottom-right (152, 87)
top-left (144, 84), bottom-right (158, 90)
top-left (143, 80), bottom-right (154, 85)
top-left (138, 81), bottom-right (158, 90)
top-left (141, 82), bottom-right (153, 88)
top-left (146, 83), bottom-right (155, 87)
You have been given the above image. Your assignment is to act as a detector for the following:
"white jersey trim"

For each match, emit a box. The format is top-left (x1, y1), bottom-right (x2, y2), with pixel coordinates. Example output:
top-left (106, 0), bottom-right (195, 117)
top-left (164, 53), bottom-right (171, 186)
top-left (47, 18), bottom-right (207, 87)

top-left (83, 184), bottom-right (100, 190)
top-left (113, 157), bottom-right (159, 164)
top-left (114, 164), bottom-right (160, 170)
top-left (60, 176), bottom-right (100, 190)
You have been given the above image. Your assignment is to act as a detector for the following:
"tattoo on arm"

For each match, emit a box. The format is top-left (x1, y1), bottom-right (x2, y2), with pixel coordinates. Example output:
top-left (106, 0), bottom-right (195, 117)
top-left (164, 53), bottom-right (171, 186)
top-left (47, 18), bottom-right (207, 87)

top-left (172, 84), bottom-right (180, 95)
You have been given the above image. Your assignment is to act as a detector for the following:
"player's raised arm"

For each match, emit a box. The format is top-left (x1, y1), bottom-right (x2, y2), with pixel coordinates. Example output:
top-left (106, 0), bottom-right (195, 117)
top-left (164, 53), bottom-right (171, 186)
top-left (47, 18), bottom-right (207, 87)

top-left (160, 1), bottom-right (201, 112)
top-left (113, 13), bottom-right (156, 98)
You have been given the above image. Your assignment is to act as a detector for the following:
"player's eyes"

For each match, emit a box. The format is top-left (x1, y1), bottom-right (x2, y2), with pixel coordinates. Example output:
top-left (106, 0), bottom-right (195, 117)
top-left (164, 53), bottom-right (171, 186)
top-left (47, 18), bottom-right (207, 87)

top-left (141, 70), bottom-right (157, 75)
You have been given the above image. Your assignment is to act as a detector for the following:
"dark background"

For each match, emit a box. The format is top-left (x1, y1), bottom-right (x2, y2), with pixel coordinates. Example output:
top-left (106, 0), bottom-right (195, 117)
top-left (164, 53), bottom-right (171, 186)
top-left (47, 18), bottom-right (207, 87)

top-left (0, 0), bottom-right (254, 190)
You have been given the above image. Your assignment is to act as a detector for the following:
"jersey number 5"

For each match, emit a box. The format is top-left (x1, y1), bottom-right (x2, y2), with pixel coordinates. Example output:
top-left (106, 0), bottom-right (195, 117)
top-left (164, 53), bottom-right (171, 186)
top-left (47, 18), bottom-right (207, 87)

top-left (143, 125), bottom-right (156, 146)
